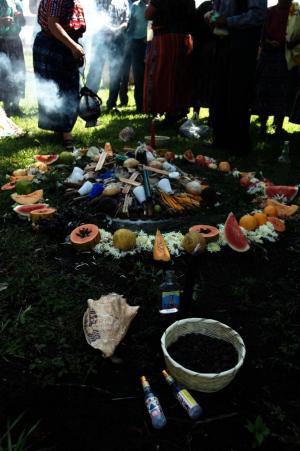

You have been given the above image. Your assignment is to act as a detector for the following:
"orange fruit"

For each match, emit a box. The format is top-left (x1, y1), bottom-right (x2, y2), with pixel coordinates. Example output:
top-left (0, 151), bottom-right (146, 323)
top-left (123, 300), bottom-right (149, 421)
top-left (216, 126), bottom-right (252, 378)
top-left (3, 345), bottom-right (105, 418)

top-left (263, 205), bottom-right (278, 217)
top-left (239, 214), bottom-right (257, 231)
top-left (253, 212), bottom-right (267, 226)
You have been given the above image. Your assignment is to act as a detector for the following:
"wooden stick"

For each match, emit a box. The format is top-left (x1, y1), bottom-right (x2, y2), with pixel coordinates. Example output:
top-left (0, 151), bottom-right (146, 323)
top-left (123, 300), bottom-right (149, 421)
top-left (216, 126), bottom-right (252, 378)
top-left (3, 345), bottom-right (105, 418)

top-left (122, 171), bottom-right (140, 194)
top-left (118, 177), bottom-right (141, 187)
top-left (95, 152), bottom-right (107, 171)
top-left (142, 164), bottom-right (169, 176)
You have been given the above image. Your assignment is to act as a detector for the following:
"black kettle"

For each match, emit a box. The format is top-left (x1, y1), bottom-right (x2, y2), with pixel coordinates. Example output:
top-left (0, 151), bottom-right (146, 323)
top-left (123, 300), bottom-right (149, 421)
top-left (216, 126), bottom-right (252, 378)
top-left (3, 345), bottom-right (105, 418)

top-left (78, 86), bottom-right (102, 128)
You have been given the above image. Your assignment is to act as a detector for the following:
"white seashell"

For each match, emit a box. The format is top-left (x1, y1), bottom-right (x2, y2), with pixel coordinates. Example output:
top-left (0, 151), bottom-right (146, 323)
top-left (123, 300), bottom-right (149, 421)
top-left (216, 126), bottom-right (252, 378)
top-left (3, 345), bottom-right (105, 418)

top-left (185, 180), bottom-right (202, 195)
top-left (123, 158), bottom-right (140, 169)
top-left (83, 293), bottom-right (139, 357)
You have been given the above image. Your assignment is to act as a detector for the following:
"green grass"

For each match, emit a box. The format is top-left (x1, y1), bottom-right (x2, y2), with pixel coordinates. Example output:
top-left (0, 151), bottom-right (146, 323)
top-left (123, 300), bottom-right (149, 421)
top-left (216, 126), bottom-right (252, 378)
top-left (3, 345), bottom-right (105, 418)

top-left (1, 85), bottom-right (300, 449)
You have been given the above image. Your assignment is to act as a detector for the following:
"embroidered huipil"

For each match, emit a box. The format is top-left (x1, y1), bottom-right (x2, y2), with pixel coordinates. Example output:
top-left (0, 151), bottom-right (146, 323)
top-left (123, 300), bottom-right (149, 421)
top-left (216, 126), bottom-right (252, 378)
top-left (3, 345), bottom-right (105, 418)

top-left (38, 0), bottom-right (86, 33)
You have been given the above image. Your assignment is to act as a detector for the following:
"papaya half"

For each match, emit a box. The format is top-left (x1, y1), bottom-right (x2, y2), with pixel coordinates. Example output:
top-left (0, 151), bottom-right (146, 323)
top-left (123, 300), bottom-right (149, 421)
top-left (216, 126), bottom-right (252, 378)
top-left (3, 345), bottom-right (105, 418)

top-left (153, 229), bottom-right (171, 262)
top-left (70, 224), bottom-right (101, 251)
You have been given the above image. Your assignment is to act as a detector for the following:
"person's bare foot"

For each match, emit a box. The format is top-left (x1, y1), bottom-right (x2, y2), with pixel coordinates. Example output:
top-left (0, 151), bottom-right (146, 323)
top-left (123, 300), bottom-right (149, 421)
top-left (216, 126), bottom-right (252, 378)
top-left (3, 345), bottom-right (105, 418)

top-left (62, 132), bottom-right (74, 150)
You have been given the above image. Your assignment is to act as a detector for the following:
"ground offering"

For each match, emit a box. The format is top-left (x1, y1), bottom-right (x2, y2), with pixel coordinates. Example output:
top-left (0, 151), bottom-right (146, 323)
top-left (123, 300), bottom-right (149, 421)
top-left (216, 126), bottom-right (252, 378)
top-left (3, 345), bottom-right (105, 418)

top-left (167, 333), bottom-right (238, 373)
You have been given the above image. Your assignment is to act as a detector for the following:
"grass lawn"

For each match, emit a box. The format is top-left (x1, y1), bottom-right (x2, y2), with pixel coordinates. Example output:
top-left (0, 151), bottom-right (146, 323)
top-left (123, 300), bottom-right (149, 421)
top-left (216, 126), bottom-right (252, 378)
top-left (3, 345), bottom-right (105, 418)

top-left (0, 83), bottom-right (300, 450)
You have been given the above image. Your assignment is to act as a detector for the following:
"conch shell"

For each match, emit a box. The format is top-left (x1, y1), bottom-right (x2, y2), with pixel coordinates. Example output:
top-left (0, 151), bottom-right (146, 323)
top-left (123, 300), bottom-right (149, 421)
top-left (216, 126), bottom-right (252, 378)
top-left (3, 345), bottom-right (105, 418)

top-left (83, 293), bottom-right (139, 357)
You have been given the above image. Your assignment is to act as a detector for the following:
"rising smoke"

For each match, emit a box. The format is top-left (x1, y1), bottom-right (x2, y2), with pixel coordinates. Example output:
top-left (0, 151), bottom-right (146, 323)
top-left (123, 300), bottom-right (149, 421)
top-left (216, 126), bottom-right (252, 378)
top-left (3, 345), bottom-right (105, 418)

top-left (0, 0), bottom-right (126, 116)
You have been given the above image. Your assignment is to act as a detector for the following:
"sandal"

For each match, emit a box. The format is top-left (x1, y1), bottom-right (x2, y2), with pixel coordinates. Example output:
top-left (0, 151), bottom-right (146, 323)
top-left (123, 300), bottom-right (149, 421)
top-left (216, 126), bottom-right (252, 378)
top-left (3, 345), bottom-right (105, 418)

top-left (63, 138), bottom-right (75, 150)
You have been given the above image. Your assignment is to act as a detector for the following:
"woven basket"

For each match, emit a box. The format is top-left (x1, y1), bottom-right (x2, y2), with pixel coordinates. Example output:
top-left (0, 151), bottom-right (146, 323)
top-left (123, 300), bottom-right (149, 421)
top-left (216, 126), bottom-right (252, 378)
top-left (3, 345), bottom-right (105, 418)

top-left (161, 318), bottom-right (246, 393)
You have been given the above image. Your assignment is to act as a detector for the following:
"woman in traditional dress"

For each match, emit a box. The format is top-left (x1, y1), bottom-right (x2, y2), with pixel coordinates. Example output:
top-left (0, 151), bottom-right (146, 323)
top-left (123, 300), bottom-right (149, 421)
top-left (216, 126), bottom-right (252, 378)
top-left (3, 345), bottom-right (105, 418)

top-left (143, 0), bottom-right (195, 123)
top-left (0, 0), bottom-right (25, 116)
top-left (254, 0), bottom-right (300, 136)
top-left (33, 0), bottom-right (86, 149)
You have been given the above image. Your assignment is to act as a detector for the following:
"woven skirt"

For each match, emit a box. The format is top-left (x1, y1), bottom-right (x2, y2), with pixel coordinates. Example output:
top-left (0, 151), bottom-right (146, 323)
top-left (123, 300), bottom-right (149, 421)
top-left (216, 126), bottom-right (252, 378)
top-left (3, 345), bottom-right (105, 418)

top-left (33, 31), bottom-right (80, 132)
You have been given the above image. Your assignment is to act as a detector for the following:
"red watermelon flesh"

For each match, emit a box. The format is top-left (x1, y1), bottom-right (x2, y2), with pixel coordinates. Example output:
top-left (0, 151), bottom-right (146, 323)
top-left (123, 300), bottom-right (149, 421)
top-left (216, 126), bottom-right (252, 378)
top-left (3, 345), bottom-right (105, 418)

top-left (265, 185), bottom-right (298, 201)
top-left (224, 212), bottom-right (250, 252)
top-left (34, 155), bottom-right (59, 165)
top-left (13, 203), bottom-right (48, 217)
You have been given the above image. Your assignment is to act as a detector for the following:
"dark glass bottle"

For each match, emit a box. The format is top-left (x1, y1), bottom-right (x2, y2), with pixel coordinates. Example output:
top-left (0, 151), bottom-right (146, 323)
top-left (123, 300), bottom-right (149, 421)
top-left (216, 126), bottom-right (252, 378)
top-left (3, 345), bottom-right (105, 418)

top-left (159, 270), bottom-right (180, 314)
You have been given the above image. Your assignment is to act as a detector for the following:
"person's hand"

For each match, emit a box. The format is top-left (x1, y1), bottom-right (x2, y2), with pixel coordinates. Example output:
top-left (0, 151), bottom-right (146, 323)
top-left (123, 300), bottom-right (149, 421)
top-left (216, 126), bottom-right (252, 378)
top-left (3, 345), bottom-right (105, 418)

top-left (0, 16), bottom-right (13, 27)
top-left (214, 15), bottom-right (228, 28)
top-left (70, 42), bottom-right (85, 62)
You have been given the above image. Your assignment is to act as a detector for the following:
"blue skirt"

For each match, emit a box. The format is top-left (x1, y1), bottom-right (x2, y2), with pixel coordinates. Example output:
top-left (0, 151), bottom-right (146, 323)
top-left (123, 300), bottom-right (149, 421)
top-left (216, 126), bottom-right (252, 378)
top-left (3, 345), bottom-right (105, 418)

top-left (33, 31), bottom-right (80, 132)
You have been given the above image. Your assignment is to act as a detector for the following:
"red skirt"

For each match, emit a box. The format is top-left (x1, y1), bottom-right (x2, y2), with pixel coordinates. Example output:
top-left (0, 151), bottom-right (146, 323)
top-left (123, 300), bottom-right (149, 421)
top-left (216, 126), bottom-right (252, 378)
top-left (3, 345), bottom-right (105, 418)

top-left (143, 33), bottom-right (192, 114)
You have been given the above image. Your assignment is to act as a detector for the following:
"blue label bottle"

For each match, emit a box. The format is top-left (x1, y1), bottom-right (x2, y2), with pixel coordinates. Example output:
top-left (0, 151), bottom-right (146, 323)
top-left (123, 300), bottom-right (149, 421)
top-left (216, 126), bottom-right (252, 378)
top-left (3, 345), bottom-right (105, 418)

top-left (141, 376), bottom-right (167, 429)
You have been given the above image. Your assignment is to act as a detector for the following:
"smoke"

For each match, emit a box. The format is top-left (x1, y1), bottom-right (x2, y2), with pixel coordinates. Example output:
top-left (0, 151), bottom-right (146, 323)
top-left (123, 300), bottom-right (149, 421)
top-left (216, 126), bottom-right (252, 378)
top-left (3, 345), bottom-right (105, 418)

top-left (0, 0), bottom-right (129, 117)
top-left (0, 52), bottom-right (25, 105)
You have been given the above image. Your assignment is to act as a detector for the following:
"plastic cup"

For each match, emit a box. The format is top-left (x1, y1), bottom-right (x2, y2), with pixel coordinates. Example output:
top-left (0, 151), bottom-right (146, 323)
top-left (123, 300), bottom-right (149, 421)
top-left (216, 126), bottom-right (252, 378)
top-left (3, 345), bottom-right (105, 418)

top-left (67, 167), bottom-right (84, 184)
top-left (133, 186), bottom-right (146, 204)
top-left (78, 181), bottom-right (94, 196)
top-left (162, 161), bottom-right (177, 172)
top-left (157, 178), bottom-right (173, 194)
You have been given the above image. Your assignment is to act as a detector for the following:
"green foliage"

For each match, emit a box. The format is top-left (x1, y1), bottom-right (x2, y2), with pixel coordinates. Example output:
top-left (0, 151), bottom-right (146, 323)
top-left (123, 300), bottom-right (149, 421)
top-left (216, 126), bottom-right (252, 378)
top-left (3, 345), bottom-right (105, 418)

top-left (0, 412), bottom-right (39, 451)
top-left (245, 415), bottom-right (271, 448)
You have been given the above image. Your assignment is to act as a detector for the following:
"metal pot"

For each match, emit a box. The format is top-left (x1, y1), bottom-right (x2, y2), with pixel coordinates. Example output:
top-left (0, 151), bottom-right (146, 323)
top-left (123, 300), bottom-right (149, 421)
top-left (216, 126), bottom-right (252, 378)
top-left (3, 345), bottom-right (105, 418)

top-left (78, 86), bottom-right (102, 128)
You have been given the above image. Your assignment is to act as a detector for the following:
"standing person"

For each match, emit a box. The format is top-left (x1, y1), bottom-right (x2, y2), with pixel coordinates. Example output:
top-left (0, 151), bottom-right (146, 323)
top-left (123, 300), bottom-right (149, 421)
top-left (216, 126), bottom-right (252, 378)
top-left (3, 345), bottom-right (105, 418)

top-left (86, 0), bottom-right (130, 112)
top-left (191, 0), bottom-right (214, 120)
top-left (127, 0), bottom-right (148, 112)
top-left (143, 0), bottom-right (196, 123)
top-left (33, 0), bottom-right (86, 150)
top-left (207, 0), bottom-right (267, 154)
top-left (0, 0), bottom-right (26, 117)
top-left (254, 0), bottom-right (300, 136)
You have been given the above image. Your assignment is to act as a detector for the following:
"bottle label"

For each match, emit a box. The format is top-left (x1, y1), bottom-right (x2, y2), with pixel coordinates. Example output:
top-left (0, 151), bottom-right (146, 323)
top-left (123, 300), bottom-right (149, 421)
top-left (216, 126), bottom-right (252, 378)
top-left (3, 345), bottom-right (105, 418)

top-left (145, 396), bottom-right (164, 418)
top-left (160, 290), bottom-right (180, 312)
top-left (177, 389), bottom-right (198, 411)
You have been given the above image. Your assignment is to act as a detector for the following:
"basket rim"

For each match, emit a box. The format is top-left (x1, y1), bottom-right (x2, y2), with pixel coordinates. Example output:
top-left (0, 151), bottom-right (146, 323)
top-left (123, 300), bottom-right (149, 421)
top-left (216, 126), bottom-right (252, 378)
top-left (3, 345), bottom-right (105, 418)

top-left (161, 317), bottom-right (246, 378)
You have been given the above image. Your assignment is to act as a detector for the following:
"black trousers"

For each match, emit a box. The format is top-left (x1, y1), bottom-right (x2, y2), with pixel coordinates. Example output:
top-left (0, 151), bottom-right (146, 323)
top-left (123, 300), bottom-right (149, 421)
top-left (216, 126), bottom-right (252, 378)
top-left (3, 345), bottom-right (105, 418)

top-left (130, 39), bottom-right (146, 112)
top-left (210, 34), bottom-right (259, 154)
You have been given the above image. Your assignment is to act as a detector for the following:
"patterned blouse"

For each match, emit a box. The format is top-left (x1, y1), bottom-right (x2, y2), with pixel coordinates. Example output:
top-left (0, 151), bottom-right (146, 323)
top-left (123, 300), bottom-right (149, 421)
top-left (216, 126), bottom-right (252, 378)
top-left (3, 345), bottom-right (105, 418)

top-left (38, 0), bottom-right (86, 34)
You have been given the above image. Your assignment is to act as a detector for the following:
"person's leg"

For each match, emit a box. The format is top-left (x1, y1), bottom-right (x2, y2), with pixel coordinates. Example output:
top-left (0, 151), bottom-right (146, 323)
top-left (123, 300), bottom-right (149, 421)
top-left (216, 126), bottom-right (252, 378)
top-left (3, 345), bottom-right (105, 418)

top-left (274, 115), bottom-right (284, 134)
top-left (119, 38), bottom-right (131, 106)
top-left (260, 114), bottom-right (268, 136)
top-left (86, 33), bottom-right (106, 94)
top-left (210, 39), bottom-right (230, 148)
top-left (131, 39), bottom-right (146, 112)
top-left (107, 37), bottom-right (124, 110)
top-left (226, 43), bottom-right (258, 154)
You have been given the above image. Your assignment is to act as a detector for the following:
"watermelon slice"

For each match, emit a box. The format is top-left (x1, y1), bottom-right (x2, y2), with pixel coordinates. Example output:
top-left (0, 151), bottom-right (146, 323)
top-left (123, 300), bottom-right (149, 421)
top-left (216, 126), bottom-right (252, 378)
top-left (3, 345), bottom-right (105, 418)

top-left (265, 185), bottom-right (298, 201)
top-left (34, 154), bottom-right (59, 165)
top-left (224, 212), bottom-right (250, 252)
top-left (183, 149), bottom-right (196, 163)
top-left (1, 182), bottom-right (15, 191)
top-left (13, 203), bottom-right (48, 217)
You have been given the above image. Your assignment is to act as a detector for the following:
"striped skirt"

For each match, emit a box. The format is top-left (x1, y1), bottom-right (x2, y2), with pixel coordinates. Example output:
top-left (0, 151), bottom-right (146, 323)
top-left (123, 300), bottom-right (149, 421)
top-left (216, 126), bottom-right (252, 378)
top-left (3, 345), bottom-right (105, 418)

top-left (33, 31), bottom-right (80, 132)
top-left (0, 36), bottom-right (25, 104)
top-left (143, 33), bottom-right (192, 114)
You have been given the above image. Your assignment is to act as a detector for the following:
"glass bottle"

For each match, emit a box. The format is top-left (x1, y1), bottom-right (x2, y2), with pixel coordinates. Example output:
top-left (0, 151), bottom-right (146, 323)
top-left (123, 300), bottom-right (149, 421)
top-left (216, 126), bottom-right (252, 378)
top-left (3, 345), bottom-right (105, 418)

top-left (278, 141), bottom-right (291, 164)
top-left (159, 270), bottom-right (180, 314)
top-left (162, 370), bottom-right (203, 420)
top-left (141, 376), bottom-right (167, 429)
